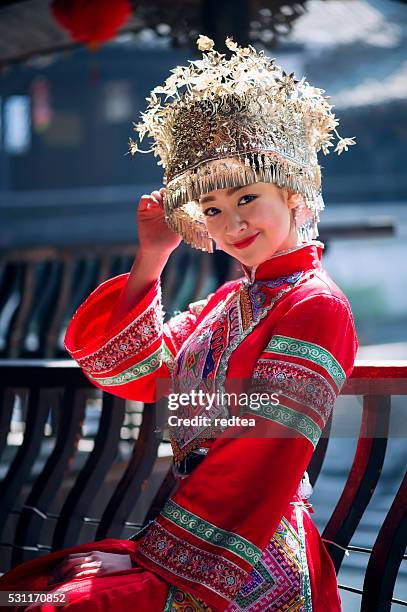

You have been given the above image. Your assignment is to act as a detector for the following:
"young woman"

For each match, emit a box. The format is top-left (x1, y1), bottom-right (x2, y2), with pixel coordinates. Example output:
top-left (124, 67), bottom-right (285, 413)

top-left (0, 36), bottom-right (357, 611)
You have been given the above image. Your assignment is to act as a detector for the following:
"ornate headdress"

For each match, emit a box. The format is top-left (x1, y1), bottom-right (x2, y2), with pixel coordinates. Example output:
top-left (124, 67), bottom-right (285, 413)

top-left (129, 35), bottom-right (355, 252)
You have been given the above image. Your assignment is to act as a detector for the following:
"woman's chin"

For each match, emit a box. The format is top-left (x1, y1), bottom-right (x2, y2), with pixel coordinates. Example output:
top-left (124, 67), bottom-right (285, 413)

top-left (221, 243), bottom-right (269, 267)
top-left (232, 253), bottom-right (262, 267)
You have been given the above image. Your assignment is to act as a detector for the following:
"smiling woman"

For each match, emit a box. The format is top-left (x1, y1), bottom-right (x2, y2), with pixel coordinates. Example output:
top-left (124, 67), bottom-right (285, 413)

top-left (0, 36), bottom-right (357, 612)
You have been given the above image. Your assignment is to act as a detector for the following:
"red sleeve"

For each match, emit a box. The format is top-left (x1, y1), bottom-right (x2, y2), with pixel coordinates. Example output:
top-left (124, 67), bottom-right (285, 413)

top-left (133, 293), bottom-right (358, 609)
top-left (64, 273), bottom-right (214, 402)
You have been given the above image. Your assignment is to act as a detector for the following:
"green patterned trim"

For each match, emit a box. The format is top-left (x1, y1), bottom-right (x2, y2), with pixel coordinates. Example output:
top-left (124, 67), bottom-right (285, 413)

top-left (294, 504), bottom-right (313, 612)
top-left (161, 499), bottom-right (262, 565)
top-left (88, 347), bottom-right (162, 386)
top-left (163, 341), bottom-right (176, 359)
top-left (163, 585), bottom-right (176, 612)
top-left (162, 342), bottom-right (176, 375)
top-left (265, 334), bottom-right (345, 390)
top-left (247, 402), bottom-right (321, 447)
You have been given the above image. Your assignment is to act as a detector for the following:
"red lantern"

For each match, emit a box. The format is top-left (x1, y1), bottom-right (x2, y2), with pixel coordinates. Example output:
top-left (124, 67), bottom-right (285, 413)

top-left (51, 0), bottom-right (132, 45)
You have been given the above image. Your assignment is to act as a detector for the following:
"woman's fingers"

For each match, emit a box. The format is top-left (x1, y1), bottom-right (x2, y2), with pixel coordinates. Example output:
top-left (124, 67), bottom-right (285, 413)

top-left (51, 555), bottom-right (94, 577)
top-left (139, 195), bottom-right (156, 208)
top-left (74, 561), bottom-right (101, 570)
top-left (139, 194), bottom-right (162, 210)
top-left (49, 558), bottom-right (101, 584)
top-left (151, 191), bottom-right (164, 206)
top-left (74, 568), bottom-right (101, 579)
top-left (66, 561), bottom-right (102, 580)
top-left (139, 190), bottom-right (164, 207)
top-left (48, 551), bottom-right (133, 586)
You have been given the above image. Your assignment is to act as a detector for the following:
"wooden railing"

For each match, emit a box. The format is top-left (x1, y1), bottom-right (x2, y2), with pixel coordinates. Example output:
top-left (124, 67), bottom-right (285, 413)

top-left (0, 244), bottom-right (215, 359)
top-left (0, 360), bottom-right (405, 610)
top-left (316, 363), bottom-right (407, 610)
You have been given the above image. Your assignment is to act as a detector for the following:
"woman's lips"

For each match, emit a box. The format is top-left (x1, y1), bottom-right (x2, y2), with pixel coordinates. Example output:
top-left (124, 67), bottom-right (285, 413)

top-left (231, 232), bottom-right (260, 249)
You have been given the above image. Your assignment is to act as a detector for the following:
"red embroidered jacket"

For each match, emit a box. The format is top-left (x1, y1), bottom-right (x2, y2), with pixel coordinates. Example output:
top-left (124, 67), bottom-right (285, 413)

top-left (65, 243), bottom-right (358, 611)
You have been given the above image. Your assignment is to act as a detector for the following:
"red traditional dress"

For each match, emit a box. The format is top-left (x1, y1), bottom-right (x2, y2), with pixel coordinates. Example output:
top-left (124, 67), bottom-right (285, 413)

top-left (0, 242), bottom-right (358, 611)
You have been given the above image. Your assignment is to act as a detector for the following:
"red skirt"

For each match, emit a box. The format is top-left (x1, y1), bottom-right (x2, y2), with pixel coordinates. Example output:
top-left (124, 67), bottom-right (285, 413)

top-left (0, 509), bottom-right (341, 611)
top-left (0, 539), bottom-right (169, 612)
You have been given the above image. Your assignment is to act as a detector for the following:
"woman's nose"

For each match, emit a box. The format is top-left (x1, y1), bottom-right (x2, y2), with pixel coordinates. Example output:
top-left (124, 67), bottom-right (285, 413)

top-left (225, 214), bottom-right (248, 236)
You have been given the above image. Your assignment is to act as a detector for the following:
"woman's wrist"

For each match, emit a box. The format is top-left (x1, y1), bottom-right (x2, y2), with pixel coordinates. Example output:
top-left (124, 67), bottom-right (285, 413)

top-left (106, 249), bottom-right (169, 330)
top-left (135, 248), bottom-right (170, 277)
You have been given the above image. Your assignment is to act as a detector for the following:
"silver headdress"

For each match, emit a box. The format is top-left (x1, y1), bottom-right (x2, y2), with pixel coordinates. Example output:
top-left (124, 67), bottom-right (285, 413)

top-left (129, 35), bottom-right (355, 252)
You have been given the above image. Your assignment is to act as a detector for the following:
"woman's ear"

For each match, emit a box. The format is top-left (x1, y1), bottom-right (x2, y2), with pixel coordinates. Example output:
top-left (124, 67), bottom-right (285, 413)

top-left (286, 191), bottom-right (305, 210)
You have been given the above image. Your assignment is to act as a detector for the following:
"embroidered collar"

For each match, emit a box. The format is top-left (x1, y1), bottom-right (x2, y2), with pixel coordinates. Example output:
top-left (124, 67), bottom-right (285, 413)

top-left (241, 241), bottom-right (324, 284)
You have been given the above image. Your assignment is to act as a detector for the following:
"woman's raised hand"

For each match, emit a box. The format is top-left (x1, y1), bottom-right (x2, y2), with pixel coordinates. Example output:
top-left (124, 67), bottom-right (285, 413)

top-left (107, 188), bottom-right (180, 328)
top-left (48, 551), bottom-right (133, 585)
top-left (137, 188), bottom-right (182, 257)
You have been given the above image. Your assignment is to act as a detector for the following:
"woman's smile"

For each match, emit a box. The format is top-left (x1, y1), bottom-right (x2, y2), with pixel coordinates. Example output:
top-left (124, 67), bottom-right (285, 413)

top-left (229, 232), bottom-right (260, 249)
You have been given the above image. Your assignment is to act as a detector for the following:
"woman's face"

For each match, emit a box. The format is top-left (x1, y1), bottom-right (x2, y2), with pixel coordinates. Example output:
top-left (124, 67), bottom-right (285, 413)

top-left (199, 173), bottom-right (302, 267)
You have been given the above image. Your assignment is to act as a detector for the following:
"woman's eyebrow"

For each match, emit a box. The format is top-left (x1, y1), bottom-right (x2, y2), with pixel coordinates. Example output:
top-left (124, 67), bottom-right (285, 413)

top-left (200, 185), bottom-right (246, 204)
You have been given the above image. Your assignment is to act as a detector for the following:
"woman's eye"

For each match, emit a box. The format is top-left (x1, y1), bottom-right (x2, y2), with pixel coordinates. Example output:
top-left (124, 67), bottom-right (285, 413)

top-left (203, 206), bottom-right (220, 217)
top-left (238, 194), bottom-right (257, 205)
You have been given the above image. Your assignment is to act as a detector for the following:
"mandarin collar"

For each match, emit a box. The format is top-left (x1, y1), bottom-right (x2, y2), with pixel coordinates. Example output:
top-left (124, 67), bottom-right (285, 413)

top-left (241, 241), bottom-right (324, 284)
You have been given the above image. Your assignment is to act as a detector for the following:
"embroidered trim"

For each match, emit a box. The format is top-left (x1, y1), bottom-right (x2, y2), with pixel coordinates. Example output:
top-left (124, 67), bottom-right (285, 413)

top-left (136, 521), bottom-right (248, 602)
top-left (78, 292), bottom-right (162, 374)
top-left (226, 516), bottom-right (304, 611)
top-left (164, 585), bottom-right (212, 611)
top-left (88, 347), bottom-right (163, 386)
top-left (239, 273), bottom-right (303, 332)
top-left (169, 288), bottom-right (241, 462)
top-left (164, 586), bottom-right (176, 612)
top-left (161, 499), bottom-right (262, 565)
top-left (293, 504), bottom-right (313, 612)
top-left (166, 311), bottom-right (201, 354)
top-left (252, 359), bottom-right (336, 426)
top-left (239, 285), bottom-right (254, 331)
top-left (247, 402), bottom-right (321, 447)
top-left (162, 341), bottom-right (177, 375)
top-left (264, 334), bottom-right (345, 390)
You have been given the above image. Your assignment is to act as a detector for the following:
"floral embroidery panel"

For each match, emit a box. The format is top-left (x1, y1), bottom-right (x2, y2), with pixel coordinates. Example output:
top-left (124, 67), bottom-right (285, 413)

top-left (162, 515), bottom-right (309, 612)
